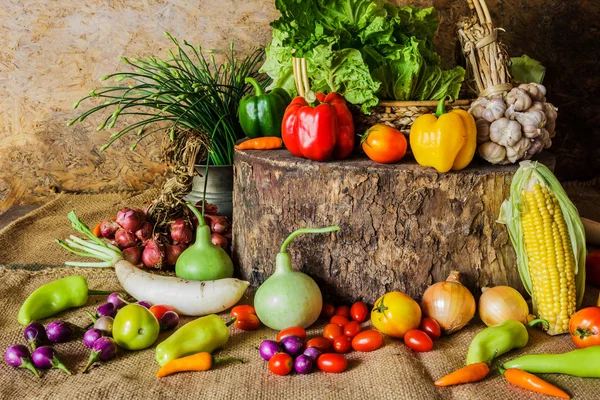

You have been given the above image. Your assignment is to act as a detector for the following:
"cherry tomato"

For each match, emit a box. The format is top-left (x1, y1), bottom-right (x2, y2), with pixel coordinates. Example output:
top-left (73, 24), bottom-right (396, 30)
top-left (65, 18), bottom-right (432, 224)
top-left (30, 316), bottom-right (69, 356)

top-left (350, 301), bottom-right (368, 323)
top-left (235, 312), bottom-right (260, 331)
top-left (268, 353), bottom-right (293, 376)
top-left (333, 335), bottom-right (352, 354)
top-left (351, 329), bottom-right (383, 352)
top-left (404, 329), bottom-right (433, 352)
top-left (362, 124), bottom-right (407, 164)
top-left (586, 250), bottom-right (600, 287)
top-left (306, 337), bottom-right (333, 353)
top-left (335, 305), bottom-right (350, 318)
top-left (569, 306), bottom-right (600, 348)
top-left (148, 305), bottom-right (174, 322)
top-left (230, 305), bottom-right (256, 318)
top-left (330, 315), bottom-right (350, 327)
top-left (419, 317), bottom-right (441, 340)
top-left (321, 303), bottom-right (335, 318)
top-left (317, 353), bottom-right (347, 373)
top-left (343, 321), bottom-right (361, 338)
top-left (276, 326), bottom-right (307, 342)
top-left (323, 323), bottom-right (343, 343)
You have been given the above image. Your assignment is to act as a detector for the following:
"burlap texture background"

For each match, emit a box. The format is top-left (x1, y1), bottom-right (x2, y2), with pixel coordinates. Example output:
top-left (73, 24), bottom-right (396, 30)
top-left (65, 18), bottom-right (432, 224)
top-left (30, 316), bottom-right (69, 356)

top-left (0, 193), bottom-right (599, 399)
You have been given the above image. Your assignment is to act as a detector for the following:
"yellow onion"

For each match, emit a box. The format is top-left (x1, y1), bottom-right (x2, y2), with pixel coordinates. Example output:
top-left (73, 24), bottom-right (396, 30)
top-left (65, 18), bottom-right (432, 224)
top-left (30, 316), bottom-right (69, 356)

top-left (421, 271), bottom-right (475, 334)
top-left (478, 286), bottom-right (533, 327)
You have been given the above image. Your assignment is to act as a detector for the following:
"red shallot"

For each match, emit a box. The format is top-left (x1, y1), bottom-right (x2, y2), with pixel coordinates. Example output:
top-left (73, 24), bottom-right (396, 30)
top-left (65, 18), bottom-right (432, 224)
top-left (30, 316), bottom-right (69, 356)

top-left (135, 221), bottom-right (153, 241)
top-left (100, 220), bottom-right (120, 239)
top-left (114, 229), bottom-right (137, 249)
top-left (170, 218), bottom-right (193, 244)
top-left (165, 243), bottom-right (188, 267)
top-left (205, 215), bottom-right (230, 234)
top-left (211, 233), bottom-right (228, 249)
top-left (142, 239), bottom-right (165, 269)
top-left (116, 208), bottom-right (142, 232)
top-left (122, 246), bottom-right (142, 265)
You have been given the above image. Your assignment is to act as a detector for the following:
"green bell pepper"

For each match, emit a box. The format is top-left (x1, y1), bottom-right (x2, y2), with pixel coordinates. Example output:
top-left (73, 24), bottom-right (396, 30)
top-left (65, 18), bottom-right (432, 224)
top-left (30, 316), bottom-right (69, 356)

top-left (238, 77), bottom-right (290, 138)
top-left (466, 318), bottom-right (548, 365)
top-left (504, 346), bottom-right (600, 378)
top-left (155, 314), bottom-right (234, 366)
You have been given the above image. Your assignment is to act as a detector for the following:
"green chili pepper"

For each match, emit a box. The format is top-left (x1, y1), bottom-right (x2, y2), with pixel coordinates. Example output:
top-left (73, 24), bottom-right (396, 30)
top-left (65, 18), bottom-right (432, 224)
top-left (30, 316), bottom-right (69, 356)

top-left (238, 77), bottom-right (290, 138)
top-left (155, 314), bottom-right (234, 366)
top-left (503, 346), bottom-right (600, 378)
top-left (466, 319), bottom-right (548, 365)
top-left (18, 275), bottom-right (113, 326)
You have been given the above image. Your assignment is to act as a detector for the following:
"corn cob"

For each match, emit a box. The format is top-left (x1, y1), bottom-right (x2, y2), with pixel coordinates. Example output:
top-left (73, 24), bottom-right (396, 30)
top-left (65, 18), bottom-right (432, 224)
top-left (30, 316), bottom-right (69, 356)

top-left (499, 161), bottom-right (586, 335)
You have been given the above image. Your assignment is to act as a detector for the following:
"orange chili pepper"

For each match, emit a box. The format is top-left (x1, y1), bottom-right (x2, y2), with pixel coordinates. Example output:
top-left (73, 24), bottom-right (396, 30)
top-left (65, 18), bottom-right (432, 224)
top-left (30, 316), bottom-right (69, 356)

top-left (92, 221), bottom-right (103, 238)
top-left (156, 352), bottom-right (243, 378)
top-left (434, 362), bottom-right (490, 386)
top-left (234, 137), bottom-right (282, 150)
top-left (503, 368), bottom-right (570, 399)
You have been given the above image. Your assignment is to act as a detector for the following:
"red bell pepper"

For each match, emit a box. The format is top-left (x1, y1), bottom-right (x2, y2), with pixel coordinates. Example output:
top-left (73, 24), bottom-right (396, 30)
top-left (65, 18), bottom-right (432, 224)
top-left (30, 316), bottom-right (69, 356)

top-left (282, 93), bottom-right (355, 162)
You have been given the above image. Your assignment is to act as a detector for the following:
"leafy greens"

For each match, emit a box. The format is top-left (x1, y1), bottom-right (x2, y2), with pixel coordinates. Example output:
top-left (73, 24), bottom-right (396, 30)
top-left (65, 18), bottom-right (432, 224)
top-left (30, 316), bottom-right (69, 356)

top-left (261, 0), bottom-right (465, 112)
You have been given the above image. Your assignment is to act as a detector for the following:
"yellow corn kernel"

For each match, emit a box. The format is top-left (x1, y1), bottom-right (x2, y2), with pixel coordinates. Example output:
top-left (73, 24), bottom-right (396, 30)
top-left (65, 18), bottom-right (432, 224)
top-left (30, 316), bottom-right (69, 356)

top-left (521, 183), bottom-right (577, 335)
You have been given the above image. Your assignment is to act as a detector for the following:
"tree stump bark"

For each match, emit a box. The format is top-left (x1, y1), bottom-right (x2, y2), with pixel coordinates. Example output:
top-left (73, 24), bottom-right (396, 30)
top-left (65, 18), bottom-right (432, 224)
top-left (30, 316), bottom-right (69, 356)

top-left (232, 149), bottom-right (555, 304)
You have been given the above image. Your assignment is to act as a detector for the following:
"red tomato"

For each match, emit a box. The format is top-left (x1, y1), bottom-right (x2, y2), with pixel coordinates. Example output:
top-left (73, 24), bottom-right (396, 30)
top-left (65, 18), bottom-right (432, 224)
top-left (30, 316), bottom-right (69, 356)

top-left (362, 124), bottom-right (407, 164)
top-left (268, 353), bottom-right (293, 376)
top-left (330, 315), bottom-right (350, 327)
top-left (419, 317), bottom-right (441, 340)
top-left (230, 305), bottom-right (256, 318)
top-left (149, 305), bottom-right (174, 322)
top-left (586, 250), bottom-right (600, 287)
top-left (235, 312), bottom-right (260, 331)
top-left (569, 307), bottom-right (600, 348)
top-left (333, 335), bottom-right (352, 354)
top-left (350, 302), bottom-right (368, 323)
top-left (321, 303), bottom-right (335, 318)
top-left (404, 329), bottom-right (434, 352)
top-left (276, 326), bottom-right (307, 342)
top-left (351, 329), bottom-right (383, 352)
top-left (323, 323), bottom-right (343, 343)
top-left (317, 354), bottom-right (347, 373)
top-left (335, 305), bottom-right (350, 318)
top-left (306, 337), bottom-right (333, 353)
top-left (343, 321), bottom-right (361, 338)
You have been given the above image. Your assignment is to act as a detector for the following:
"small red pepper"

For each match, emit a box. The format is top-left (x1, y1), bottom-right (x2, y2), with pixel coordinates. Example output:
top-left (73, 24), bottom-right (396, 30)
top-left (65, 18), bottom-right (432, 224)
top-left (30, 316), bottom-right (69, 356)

top-left (282, 93), bottom-right (354, 162)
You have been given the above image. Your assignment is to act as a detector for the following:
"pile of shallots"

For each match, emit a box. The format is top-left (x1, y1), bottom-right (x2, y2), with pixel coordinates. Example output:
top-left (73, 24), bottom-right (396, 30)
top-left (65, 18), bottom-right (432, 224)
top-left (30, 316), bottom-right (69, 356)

top-left (469, 83), bottom-right (558, 164)
top-left (97, 202), bottom-right (232, 270)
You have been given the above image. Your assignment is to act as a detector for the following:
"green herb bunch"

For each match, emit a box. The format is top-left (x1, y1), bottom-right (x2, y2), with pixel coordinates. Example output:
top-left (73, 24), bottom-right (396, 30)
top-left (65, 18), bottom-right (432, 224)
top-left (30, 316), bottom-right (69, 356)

top-left (69, 32), bottom-right (268, 166)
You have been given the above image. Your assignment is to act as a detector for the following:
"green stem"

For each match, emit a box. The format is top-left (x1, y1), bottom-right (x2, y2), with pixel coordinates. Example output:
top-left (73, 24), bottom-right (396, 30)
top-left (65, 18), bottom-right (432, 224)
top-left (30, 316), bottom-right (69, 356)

top-left (279, 226), bottom-right (340, 254)
top-left (225, 318), bottom-right (237, 327)
top-left (51, 356), bottom-right (72, 375)
top-left (185, 202), bottom-right (206, 228)
top-left (19, 358), bottom-right (39, 378)
top-left (527, 318), bottom-right (549, 330)
top-left (245, 77), bottom-right (264, 96)
top-left (213, 356), bottom-right (244, 366)
top-left (88, 290), bottom-right (125, 296)
top-left (434, 95), bottom-right (452, 118)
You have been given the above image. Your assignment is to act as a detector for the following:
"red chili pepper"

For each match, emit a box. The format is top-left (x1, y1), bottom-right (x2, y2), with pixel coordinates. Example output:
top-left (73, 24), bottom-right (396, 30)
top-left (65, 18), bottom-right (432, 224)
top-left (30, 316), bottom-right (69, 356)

top-left (282, 93), bottom-right (354, 162)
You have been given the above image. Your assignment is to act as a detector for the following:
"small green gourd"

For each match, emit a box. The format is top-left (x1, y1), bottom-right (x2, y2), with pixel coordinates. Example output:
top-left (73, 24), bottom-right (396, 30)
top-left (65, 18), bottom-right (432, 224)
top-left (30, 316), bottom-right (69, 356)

top-left (254, 226), bottom-right (340, 330)
top-left (175, 202), bottom-right (233, 281)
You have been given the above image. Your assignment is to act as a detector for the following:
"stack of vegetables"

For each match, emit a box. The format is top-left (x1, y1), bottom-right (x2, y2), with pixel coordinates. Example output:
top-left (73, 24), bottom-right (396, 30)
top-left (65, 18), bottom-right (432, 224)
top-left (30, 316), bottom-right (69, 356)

top-left (261, 0), bottom-right (465, 112)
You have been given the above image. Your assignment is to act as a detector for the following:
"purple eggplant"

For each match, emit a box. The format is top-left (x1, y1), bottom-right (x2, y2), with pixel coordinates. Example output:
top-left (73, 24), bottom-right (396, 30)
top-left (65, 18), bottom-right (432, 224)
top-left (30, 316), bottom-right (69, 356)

top-left (85, 311), bottom-right (113, 336)
top-left (280, 335), bottom-right (303, 356)
top-left (82, 337), bottom-right (117, 373)
top-left (106, 293), bottom-right (127, 310)
top-left (294, 354), bottom-right (313, 374)
top-left (23, 322), bottom-right (46, 350)
top-left (97, 302), bottom-right (117, 318)
top-left (83, 329), bottom-right (103, 348)
top-left (259, 340), bottom-right (281, 361)
top-left (160, 311), bottom-right (179, 331)
top-left (32, 346), bottom-right (71, 375)
top-left (46, 321), bottom-right (73, 343)
top-left (302, 346), bottom-right (321, 362)
top-left (5, 344), bottom-right (39, 377)
top-left (137, 301), bottom-right (151, 309)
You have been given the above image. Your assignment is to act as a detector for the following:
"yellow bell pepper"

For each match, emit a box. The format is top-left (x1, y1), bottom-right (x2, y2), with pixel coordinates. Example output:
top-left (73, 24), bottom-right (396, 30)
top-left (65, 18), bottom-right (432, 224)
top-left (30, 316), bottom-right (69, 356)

top-left (410, 97), bottom-right (477, 173)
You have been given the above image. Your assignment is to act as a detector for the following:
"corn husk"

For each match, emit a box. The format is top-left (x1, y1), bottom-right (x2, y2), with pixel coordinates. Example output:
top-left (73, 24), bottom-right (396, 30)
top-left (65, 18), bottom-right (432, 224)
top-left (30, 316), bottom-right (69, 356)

top-left (498, 161), bottom-right (586, 310)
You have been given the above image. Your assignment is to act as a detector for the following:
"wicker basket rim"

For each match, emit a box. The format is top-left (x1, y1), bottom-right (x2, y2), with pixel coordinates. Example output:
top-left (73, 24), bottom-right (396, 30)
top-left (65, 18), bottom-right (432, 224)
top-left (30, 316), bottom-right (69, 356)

top-left (376, 99), bottom-right (474, 107)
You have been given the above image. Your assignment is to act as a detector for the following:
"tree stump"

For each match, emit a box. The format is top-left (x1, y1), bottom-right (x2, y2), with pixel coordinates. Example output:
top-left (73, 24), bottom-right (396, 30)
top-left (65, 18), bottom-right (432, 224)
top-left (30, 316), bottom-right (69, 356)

top-left (232, 149), bottom-right (555, 304)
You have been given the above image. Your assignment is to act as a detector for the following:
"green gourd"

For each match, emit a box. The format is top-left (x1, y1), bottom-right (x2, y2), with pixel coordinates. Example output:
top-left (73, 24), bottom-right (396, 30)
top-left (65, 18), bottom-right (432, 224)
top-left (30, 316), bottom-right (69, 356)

top-left (254, 226), bottom-right (340, 330)
top-left (175, 202), bottom-right (233, 281)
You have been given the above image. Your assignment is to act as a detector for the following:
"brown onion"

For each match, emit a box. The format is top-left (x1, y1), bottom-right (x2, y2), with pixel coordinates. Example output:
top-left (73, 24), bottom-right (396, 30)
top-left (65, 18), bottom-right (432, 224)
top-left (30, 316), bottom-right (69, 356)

top-left (478, 286), bottom-right (532, 327)
top-left (122, 246), bottom-right (142, 265)
top-left (135, 221), bottom-right (153, 241)
top-left (205, 215), bottom-right (230, 234)
top-left (421, 271), bottom-right (476, 334)
top-left (211, 233), bottom-right (228, 249)
top-left (170, 218), bottom-right (193, 244)
top-left (100, 220), bottom-right (119, 239)
top-left (142, 239), bottom-right (164, 269)
top-left (116, 208), bottom-right (142, 232)
top-left (114, 229), bottom-right (137, 249)
top-left (165, 243), bottom-right (187, 266)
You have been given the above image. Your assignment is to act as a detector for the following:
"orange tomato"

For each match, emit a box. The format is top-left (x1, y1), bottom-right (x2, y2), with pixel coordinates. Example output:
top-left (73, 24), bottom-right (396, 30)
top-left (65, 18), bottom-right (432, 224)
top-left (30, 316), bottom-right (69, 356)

top-left (361, 124), bottom-right (407, 164)
top-left (276, 326), bottom-right (307, 342)
top-left (330, 315), bottom-right (350, 327)
top-left (343, 321), bottom-right (361, 338)
top-left (149, 305), bottom-right (174, 322)
top-left (306, 337), bottom-right (333, 353)
top-left (230, 305), bottom-right (256, 318)
top-left (351, 330), bottom-right (383, 352)
top-left (323, 323), bottom-right (343, 343)
top-left (569, 307), bottom-right (600, 348)
top-left (235, 312), bottom-right (260, 331)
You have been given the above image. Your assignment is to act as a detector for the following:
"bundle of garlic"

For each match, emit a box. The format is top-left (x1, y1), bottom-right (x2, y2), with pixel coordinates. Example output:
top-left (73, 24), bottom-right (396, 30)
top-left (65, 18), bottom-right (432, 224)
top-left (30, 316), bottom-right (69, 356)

top-left (469, 83), bottom-right (558, 164)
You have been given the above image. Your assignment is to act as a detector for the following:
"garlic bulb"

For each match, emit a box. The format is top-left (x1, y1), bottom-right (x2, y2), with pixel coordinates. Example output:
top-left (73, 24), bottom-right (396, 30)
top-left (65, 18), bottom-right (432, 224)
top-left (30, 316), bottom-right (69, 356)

top-left (475, 119), bottom-right (491, 144)
top-left (482, 98), bottom-right (506, 123)
top-left (478, 141), bottom-right (507, 164)
top-left (421, 271), bottom-right (476, 334)
top-left (490, 118), bottom-right (522, 147)
top-left (545, 103), bottom-right (558, 137)
top-left (539, 128), bottom-right (552, 149)
top-left (478, 286), bottom-right (533, 327)
top-left (528, 102), bottom-right (545, 113)
top-left (518, 83), bottom-right (546, 102)
top-left (527, 139), bottom-right (545, 157)
top-left (506, 137), bottom-right (531, 163)
top-left (505, 88), bottom-right (532, 112)
top-left (468, 98), bottom-right (486, 120)
top-left (514, 109), bottom-right (547, 138)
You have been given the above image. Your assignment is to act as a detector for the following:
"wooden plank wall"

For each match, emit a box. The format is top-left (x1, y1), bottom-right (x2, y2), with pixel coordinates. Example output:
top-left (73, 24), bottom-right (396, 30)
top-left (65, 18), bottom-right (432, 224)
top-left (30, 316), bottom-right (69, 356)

top-left (1, 0), bottom-right (598, 212)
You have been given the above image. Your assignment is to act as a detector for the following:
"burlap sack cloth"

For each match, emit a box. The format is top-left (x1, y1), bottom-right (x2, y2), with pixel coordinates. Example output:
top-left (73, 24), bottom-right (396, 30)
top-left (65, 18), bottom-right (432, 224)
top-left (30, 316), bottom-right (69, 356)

top-left (0, 192), bottom-right (598, 399)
